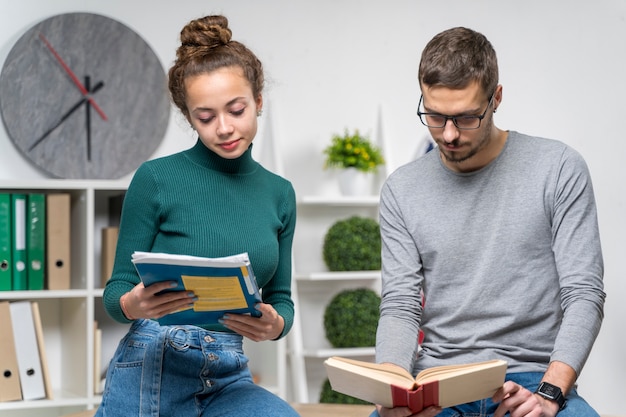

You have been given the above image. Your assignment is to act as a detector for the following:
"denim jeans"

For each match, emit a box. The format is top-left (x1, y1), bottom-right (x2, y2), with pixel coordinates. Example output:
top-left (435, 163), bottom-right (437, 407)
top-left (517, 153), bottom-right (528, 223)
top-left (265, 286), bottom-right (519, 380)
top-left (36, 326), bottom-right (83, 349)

top-left (95, 319), bottom-right (298, 417)
top-left (368, 372), bottom-right (599, 417)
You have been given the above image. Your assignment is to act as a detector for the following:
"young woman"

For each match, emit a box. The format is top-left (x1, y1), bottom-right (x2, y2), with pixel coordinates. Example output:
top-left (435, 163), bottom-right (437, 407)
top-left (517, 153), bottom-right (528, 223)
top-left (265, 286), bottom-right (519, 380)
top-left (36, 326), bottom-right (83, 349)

top-left (96, 15), bottom-right (298, 417)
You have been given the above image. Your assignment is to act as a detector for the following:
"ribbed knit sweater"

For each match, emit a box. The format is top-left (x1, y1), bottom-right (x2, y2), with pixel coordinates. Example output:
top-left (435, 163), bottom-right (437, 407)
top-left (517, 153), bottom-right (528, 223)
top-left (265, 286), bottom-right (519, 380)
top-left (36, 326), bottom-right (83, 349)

top-left (103, 140), bottom-right (296, 337)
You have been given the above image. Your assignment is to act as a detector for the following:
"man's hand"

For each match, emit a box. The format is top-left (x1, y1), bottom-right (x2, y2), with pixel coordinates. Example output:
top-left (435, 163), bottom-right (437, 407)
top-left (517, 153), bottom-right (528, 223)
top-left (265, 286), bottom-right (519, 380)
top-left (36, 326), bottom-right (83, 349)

top-left (493, 361), bottom-right (574, 417)
top-left (492, 381), bottom-right (559, 417)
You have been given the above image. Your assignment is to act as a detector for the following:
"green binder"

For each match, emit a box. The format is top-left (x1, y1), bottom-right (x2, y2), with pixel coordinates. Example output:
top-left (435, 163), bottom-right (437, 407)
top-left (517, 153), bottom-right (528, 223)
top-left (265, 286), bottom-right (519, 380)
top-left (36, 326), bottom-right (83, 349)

top-left (11, 194), bottom-right (27, 291)
top-left (27, 193), bottom-right (46, 290)
top-left (0, 193), bottom-right (12, 291)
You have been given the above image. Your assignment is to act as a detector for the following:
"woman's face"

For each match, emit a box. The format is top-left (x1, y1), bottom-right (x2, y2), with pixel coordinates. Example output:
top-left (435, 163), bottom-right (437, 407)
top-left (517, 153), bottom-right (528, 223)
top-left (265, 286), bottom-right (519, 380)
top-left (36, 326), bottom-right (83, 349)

top-left (184, 66), bottom-right (262, 159)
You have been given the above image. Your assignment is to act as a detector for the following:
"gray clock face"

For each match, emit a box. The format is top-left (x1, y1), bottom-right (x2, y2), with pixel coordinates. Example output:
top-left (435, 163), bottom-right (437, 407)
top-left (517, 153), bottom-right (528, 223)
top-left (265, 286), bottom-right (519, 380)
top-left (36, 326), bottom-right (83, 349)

top-left (0, 12), bottom-right (170, 179)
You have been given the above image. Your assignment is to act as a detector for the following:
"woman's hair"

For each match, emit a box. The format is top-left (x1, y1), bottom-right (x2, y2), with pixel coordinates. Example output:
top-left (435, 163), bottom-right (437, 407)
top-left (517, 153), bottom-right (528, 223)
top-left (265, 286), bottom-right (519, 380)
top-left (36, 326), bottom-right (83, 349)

top-left (168, 15), bottom-right (264, 119)
top-left (418, 27), bottom-right (499, 97)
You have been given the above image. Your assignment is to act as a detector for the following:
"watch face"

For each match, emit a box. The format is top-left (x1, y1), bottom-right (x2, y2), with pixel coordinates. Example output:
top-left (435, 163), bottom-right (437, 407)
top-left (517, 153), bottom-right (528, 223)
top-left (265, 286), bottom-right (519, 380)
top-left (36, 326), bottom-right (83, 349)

top-left (540, 383), bottom-right (558, 398)
top-left (0, 12), bottom-right (170, 179)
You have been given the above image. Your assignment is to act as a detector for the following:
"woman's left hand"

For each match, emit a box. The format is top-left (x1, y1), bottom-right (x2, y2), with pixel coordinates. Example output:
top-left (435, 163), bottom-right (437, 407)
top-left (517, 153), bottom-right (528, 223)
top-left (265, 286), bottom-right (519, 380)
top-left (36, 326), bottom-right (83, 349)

top-left (220, 303), bottom-right (284, 341)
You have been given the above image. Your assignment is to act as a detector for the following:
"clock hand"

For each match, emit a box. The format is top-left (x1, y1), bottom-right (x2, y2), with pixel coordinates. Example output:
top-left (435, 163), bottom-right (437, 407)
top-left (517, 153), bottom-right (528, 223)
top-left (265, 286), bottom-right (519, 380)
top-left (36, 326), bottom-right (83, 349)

top-left (85, 76), bottom-right (92, 161)
top-left (29, 80), bottom-right (104, 152)
top-left (38, 33), bottom-right (108, 121)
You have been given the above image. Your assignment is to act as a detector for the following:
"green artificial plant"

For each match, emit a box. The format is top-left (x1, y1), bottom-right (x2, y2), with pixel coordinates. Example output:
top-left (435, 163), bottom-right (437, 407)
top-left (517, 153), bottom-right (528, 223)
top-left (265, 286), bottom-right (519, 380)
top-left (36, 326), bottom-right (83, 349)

top-left (323, 216), bottom-right (381, 272)
top-left (323, 129), bottom-right (385, 173)
top-left (323, 287), bottom-right (381, 348)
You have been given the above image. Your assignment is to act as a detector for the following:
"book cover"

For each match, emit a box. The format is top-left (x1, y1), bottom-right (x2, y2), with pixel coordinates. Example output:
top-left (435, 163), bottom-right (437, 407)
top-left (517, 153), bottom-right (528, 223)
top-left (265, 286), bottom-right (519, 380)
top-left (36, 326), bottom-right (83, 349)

top-left (100, 226), bottom-right (118, 288)
top-left (31, 301), bottom-right (53, 399)
top-left (0, 193), bottom-right (12, 291)
top-left (108, 193), bottom-right (125, 227)
top-left (132, 251), bottom-right (262, 325)
top-left (27, 193), bottom-right (46, 290)
top-left (93, 320), bottom-right (103, 394)
top-left (11, 194), bottom-right (27, 291)
top-left (324, 356), bottom-right (507, 412)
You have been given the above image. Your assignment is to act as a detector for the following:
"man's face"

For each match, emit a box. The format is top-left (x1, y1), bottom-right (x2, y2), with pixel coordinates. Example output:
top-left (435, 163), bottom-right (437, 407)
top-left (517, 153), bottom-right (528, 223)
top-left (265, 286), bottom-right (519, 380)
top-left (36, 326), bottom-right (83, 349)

top-left (420, 81), bottom-right (500, 172)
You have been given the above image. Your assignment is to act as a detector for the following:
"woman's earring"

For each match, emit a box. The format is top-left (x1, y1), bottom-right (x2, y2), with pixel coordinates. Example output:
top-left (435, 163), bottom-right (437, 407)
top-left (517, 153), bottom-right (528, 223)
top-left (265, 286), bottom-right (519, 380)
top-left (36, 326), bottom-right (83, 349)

top-left (257, 109), bottom-right (263, 117)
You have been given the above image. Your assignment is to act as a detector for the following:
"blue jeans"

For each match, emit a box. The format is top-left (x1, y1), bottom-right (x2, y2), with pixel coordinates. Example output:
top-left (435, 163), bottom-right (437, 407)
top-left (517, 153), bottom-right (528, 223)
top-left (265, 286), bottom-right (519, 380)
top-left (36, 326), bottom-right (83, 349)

top-left (95, 319), bottom-right (298, 417)
top-left (369, 372), bottom-right (599, 417)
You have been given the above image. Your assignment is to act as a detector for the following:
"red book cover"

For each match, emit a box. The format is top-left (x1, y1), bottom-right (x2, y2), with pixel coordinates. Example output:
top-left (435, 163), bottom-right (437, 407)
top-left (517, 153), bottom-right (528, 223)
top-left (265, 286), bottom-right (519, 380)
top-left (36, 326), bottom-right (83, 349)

top-left (391, 380), bottom-right (439, 413)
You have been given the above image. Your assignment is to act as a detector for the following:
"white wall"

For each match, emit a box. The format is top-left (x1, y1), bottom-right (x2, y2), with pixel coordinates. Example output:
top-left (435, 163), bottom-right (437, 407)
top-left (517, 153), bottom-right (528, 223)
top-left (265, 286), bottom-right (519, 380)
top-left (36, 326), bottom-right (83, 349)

top-left (1, 1), bottom-right (624, 414)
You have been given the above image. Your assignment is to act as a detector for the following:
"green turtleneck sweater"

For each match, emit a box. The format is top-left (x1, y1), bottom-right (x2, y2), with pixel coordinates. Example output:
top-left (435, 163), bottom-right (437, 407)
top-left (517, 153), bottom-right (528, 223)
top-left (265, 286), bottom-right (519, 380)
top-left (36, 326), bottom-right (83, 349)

top-left (103, 140), bottom-right (296, 338)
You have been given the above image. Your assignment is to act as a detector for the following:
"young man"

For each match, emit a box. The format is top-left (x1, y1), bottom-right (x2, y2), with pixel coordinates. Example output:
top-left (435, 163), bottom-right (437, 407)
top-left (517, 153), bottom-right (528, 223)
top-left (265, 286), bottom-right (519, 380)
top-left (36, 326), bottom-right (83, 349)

top-left (372, 27), bottom-right (605, 417)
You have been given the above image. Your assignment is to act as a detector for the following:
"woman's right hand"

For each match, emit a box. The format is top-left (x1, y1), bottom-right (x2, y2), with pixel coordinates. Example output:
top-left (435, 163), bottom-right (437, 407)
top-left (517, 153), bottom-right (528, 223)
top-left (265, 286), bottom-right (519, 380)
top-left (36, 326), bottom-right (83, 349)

top-left (120, 281), bottom-right (197, 320)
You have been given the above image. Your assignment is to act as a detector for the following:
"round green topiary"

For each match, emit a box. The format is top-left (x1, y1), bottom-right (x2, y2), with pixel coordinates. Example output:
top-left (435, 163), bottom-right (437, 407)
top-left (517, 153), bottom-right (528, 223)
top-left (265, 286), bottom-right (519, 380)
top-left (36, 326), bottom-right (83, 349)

top-left (319, 378), bottom-right (372, 405)
top-left (324, 288), bottom-right (380, 348)
top-left (323, 216), bottom-right (381, 271)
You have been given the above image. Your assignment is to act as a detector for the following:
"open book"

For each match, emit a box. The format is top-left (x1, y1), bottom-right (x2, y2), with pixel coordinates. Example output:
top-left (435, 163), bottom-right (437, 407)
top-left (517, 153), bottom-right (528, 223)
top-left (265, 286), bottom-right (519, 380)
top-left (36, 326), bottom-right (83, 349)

top-left (324, 356), bottom-right (507, 412)
top-left (132, 251), bottom-right (262, 325)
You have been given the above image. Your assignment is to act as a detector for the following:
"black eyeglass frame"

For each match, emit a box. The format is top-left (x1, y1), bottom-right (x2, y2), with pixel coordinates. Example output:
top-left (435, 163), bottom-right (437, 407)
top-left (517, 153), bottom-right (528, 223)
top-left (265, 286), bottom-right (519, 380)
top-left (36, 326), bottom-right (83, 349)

top-left (417, 92), bottom-right (495, 130)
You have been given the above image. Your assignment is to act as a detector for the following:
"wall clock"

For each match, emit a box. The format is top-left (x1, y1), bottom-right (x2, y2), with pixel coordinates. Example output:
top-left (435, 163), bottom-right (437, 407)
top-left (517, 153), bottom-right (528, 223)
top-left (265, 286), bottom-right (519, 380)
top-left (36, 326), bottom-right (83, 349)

top-left (0, 12), bottom-right (170, 179)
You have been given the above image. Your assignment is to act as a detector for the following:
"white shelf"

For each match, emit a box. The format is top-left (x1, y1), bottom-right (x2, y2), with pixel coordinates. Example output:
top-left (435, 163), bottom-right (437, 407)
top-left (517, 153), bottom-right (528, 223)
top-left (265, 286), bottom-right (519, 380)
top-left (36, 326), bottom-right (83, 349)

top-left (0, 181), bottom-right (124, 415)
top-left (0, 393), bottom-right (89, 410)
top-left (289, 192), bottom-right (384, 403)
top-left (295, 270), bottom-right (380, 281)
top-left (302, 347), bottom-right (375, 358)
top-left (1, 178), bottom-right (128, 190)
top-left (0, 289), bottom-right (93, 299)
top-left (0, 180), bottom-right (286, 415)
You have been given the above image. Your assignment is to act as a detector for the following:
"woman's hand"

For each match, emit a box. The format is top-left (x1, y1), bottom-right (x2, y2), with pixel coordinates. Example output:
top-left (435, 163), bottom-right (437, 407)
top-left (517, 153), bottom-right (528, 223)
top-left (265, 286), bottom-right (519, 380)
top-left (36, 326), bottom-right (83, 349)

top-left (220, 302), bottom-right (284, 341)
top-left (120, 281), bottom-right (197, 320)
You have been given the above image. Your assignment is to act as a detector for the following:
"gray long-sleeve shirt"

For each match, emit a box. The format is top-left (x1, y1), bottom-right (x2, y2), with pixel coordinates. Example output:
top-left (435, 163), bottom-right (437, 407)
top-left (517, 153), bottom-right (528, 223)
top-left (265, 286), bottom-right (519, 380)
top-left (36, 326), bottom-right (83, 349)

top-left (375, 131), bottom-right (605, 376)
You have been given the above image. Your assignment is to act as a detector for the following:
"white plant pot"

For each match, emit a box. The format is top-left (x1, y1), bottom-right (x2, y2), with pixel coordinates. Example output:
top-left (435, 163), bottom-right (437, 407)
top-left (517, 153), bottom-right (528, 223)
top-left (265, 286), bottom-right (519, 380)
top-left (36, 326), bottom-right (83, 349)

top-left (337, 167), bottom-right (373, 196)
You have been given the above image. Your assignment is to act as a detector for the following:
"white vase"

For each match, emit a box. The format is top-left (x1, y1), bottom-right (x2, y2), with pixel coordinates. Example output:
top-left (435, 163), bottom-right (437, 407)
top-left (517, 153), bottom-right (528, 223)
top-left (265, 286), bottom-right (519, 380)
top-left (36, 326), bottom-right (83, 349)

top-left (337, 167), bottom-right (373, 196)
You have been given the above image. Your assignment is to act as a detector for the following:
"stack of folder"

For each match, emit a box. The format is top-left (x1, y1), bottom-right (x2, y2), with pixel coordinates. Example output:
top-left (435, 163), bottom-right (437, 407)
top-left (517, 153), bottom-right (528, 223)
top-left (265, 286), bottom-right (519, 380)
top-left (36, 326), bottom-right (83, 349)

top-left (0, 192), bottom-right (71, 291)
top-left (0, 300), bottom-right (52, 402)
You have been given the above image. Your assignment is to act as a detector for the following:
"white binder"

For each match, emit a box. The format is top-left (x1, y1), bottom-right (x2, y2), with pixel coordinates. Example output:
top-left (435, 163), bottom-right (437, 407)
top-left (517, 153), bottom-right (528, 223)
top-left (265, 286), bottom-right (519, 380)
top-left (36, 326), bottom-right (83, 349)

top-left (9, 301), bottom-right (46, 400)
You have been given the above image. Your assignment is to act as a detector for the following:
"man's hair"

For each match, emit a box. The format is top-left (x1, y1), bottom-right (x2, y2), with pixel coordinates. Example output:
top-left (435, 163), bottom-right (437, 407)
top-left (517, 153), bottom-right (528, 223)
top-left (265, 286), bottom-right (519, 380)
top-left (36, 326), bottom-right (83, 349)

top-left (418, 27), bottom-right (499, 96)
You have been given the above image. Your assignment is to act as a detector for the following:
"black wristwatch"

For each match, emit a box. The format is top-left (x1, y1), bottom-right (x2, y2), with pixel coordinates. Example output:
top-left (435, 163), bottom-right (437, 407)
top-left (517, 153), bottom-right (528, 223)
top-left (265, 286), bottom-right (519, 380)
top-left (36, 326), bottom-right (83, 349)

top-left (535, 382), bottom-right (567, 411)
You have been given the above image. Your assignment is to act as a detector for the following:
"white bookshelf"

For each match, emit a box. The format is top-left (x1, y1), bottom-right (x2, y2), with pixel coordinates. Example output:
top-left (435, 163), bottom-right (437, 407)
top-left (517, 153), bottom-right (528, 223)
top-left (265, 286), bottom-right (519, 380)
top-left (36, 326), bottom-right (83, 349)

top-left (287, 195), bottom-right (383, 403)
top-left (0, 179), bottom-right (286, 415)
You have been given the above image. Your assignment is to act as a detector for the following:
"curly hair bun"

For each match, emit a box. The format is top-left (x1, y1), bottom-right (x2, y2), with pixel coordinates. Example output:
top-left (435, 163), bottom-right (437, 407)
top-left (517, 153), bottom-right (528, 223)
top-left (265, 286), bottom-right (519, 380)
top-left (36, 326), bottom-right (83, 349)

top-left (179, 15), bottom-right (232, 56)
top-left (168, 14), bottom-right (265, 118)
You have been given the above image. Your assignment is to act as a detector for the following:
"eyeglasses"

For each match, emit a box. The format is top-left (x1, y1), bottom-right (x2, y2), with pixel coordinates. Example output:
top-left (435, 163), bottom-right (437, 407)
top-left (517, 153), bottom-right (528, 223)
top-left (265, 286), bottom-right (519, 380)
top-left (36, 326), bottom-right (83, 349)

top-left (417, 92), bottom-right (495, 130)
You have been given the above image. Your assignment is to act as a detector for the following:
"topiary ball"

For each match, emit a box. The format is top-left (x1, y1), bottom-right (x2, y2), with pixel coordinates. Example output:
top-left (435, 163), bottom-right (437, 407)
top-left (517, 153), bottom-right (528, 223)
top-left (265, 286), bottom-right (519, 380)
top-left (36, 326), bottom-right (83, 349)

top-left (319, 378), bottom-right (372, 405)
top-left (323, 216), bottom-right (381, 271)
top-left (324, 288), bottom-right (380, 348)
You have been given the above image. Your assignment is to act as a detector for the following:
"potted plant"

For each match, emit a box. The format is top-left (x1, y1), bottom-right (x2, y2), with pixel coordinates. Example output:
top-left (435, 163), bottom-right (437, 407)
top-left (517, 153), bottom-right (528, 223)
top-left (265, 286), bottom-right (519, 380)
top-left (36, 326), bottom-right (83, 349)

top-left (323, 287), bottom-right (381, 348)
top-left (321, 287), bottom-right (380, 404)
top-left (323, 129), bottom-right (384, 196)
top-left (323, 216), bottom-right (381, 272)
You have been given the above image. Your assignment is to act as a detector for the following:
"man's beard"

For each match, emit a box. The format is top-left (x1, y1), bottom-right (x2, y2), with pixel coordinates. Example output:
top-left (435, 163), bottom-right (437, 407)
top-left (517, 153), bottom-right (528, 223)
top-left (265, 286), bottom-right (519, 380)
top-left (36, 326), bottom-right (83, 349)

top-left (437, 129), bottom-right (492, 165)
